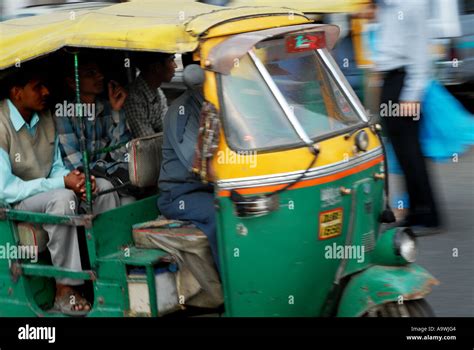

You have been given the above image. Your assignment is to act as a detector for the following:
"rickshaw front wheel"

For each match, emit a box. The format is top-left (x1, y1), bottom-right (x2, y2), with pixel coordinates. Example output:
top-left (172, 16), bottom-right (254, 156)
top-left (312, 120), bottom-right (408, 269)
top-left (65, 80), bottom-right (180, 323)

top-left (363, 299), bottom-right (435, 317)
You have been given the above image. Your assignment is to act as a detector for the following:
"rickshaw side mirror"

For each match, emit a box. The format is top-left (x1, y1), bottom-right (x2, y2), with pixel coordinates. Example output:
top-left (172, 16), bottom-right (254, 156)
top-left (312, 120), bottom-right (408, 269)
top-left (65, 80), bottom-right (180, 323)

top-left (183, 64), bottom-right (205, 89)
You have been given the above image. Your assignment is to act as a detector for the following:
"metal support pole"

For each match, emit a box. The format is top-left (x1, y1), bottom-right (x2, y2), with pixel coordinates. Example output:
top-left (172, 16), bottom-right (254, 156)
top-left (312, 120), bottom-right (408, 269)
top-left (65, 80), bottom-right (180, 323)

top-left (74, 53), bottom-right (93, 214)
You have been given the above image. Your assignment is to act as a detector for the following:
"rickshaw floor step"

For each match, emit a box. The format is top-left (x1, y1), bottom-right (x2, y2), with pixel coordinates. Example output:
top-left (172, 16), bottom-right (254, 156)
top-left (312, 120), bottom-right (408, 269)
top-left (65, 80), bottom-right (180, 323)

top-left (97, 247), bottom-right (170, 267)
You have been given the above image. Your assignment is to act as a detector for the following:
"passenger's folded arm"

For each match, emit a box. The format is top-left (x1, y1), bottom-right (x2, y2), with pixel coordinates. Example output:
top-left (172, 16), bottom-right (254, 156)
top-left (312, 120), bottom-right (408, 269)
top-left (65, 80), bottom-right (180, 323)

top-left (48, 136), bottom-right (71, 179)
top-left (0, 150), bottom-right (65, 205)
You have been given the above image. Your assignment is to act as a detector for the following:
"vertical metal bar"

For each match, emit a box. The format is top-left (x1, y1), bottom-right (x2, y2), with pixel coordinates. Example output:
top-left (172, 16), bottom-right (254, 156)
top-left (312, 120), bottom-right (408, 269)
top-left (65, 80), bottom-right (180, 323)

top-left (73, 53), bottom-right (97, 268)
top-left (317, 49), bottom-right (368, 122)
top-left (146, 266), bottom-right (158, 317)
top-left (73, 53), bottom-right (93, 213)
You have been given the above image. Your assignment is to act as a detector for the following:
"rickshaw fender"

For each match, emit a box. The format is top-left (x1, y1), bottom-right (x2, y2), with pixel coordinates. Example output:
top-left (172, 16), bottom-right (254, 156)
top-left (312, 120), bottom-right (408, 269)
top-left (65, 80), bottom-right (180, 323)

top-left (337, 264), bottom-right (439, 317)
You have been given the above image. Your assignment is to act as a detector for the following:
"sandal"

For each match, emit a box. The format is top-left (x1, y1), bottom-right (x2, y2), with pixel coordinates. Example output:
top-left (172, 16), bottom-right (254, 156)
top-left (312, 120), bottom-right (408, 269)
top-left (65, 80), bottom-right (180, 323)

top-left (53, 290), bottom-right (91, 317)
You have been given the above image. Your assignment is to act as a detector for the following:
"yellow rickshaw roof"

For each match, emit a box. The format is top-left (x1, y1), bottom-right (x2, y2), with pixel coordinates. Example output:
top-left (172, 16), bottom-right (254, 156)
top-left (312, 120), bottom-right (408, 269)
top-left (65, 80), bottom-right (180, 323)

top-left (228, 0), bottom-right (371, 13)
top-left (0, 0), bottom-right (309, 70)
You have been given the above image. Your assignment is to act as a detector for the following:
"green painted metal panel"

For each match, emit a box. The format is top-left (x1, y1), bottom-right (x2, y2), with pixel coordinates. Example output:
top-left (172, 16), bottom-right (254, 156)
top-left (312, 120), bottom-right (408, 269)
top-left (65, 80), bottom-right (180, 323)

top-left (3, 209), bottom-right (89, 226)
top-left (92, 195), bottom-right (160, 258)
top-left (0, 219), bottom-right (39, 316)
top-left (372, 227), bottom-right (408, 266)
top-left (0, 273), bottom-right (47, 317)
top-left (98, 247), bottom-right (169, 266)
top-left (216, 165), bottom-right (382, 317)
top-left (21, 263), bottom-right (95, 280)
top-left (97, 259), bottom-right (126, 281)
top-left (88, 281), bottom-right (128, 317)
top-left (0, 220), bottom-right (15, 274)
top-left (337, 264), bottom-right (439, 317)
top-left (26, 275), bottom-right (55, 310)
top-left (342, 177), bottom-right (384, 277)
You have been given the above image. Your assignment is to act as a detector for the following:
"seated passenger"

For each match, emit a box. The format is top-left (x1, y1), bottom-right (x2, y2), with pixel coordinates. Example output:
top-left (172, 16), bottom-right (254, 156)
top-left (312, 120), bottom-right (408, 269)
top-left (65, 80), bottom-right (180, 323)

top-left (55, 55), bottom-right (134, 204)
top-left (0, 65), bottom-right (120, 315)
top-left (124, 53), bottom-right (177, 138)
top-left (157, 65), bottom-right (219, 271)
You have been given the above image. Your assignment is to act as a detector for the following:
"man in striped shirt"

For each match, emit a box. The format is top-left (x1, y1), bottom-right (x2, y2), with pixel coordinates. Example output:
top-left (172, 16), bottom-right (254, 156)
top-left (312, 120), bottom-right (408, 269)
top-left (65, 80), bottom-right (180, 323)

top-left (124, 53), bottom-right (177, 138)
top-left (55, 55), bottom-right (135, 204)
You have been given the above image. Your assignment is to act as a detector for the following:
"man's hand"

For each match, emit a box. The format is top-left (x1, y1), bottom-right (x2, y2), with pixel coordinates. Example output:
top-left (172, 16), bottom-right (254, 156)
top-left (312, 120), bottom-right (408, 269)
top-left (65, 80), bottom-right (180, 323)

top-left (65, 170), bottom-right (98, 201)
top-left (79, 175), bottom-right (97, 201)
top-left (64, 170), bottom-right (85, 194)
top-left (108, 80), bottom-right (128, 111)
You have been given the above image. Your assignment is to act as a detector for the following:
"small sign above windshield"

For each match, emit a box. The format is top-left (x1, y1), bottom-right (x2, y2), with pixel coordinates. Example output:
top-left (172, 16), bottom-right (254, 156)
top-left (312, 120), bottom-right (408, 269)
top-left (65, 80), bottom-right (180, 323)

top-left (286, 32), bottom-right (326, 53)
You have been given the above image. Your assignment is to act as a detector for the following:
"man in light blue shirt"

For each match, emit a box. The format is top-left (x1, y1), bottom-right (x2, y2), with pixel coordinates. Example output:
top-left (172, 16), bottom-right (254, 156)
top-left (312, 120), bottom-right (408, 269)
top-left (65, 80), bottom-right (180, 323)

top-left (0, 99), bottom-right (73, 202)
top-left (0, 66), bottom-right (119, 315)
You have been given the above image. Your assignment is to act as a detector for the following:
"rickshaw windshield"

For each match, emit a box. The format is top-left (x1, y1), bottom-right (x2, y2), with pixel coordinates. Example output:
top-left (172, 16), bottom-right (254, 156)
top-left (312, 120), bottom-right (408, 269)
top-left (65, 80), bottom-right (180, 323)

top-left (220, 37), bottom-right (363, 151)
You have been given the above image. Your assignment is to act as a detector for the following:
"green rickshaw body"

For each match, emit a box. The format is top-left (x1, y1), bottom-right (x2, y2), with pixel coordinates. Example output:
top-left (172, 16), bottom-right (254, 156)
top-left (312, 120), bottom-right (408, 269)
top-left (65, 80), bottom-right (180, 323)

top-left (215, 162), bottom-right (437, 317)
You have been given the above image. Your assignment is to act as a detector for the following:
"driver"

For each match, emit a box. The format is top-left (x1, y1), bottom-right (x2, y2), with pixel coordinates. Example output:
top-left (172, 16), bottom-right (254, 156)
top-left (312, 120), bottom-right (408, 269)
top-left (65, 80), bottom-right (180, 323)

top-left (157, 60), bottom-right (220, 271)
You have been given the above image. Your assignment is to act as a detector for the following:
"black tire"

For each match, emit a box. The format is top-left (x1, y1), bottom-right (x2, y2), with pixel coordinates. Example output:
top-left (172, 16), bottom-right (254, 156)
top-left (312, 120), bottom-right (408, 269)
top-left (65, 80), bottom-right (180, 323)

top-left (363, 299), bottom-right (435, 317)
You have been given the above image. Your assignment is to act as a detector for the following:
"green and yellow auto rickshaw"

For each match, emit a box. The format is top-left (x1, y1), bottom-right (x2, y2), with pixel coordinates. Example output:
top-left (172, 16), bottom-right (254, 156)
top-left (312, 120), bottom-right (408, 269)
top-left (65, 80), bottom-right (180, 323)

top-left (0, 0), bottom-right (438, 317)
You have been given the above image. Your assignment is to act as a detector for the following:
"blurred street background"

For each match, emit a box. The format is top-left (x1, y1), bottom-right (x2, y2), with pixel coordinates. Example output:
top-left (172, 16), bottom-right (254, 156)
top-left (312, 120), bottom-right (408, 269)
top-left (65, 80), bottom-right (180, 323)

top-left (390, 149), bottom-right (474, 316)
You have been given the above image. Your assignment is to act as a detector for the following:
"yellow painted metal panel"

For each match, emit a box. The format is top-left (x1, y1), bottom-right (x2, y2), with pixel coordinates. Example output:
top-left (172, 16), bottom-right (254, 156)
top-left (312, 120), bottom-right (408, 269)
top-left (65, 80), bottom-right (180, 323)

top-left (211, 128), bottom-right (382, 180)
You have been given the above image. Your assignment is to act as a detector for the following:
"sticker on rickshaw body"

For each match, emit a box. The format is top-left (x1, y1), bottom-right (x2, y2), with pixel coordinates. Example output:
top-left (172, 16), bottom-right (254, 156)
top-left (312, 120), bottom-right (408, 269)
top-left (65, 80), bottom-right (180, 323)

top-left (319, 208), bottom-right (344, 240)
top-left (286, 32), bottom-right (326, 53)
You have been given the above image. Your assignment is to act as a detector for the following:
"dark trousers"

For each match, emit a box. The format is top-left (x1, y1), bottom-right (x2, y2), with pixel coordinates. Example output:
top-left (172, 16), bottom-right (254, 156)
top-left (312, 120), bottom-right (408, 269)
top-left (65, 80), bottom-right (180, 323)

top-left (380, 68), bottom-right (440, 227)
top-left (157, 187), bottom-right (219, 270)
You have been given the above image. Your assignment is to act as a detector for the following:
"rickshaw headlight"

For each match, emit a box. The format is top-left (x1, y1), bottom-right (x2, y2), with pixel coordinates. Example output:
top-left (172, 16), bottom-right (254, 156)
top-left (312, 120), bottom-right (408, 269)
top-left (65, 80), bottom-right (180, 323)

top-left (394, 228), bottom-right (417, 263)
top-left (355, 130), bottom-right (369, 152)
top-left (231, 193), bottom-right (280, 218)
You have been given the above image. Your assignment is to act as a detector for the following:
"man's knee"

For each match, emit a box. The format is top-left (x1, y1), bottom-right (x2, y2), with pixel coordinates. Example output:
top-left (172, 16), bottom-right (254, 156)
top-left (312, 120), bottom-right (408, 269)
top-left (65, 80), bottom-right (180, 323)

top-left (46, 189), bottom-right (78, 215)
top-left (93, 178), bottom-right (120, 213)
top-left (95, 178), bottom-right (114, 192)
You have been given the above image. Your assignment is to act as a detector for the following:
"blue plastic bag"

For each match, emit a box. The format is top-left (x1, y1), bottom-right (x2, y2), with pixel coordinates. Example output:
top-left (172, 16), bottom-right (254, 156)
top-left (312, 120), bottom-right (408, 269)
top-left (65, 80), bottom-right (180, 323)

top-left (420, 80), bottom-right (474, 161)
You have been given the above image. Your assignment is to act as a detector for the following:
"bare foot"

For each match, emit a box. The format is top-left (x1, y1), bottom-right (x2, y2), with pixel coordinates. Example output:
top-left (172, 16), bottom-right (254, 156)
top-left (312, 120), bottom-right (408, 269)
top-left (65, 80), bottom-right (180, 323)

top-left (55, 284), bottom-right (91, 313)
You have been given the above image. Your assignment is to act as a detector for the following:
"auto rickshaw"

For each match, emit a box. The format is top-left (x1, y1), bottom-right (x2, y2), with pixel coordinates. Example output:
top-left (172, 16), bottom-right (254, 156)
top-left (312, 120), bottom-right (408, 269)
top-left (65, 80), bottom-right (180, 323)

top-left (0, 0), bottom-right (438, 317)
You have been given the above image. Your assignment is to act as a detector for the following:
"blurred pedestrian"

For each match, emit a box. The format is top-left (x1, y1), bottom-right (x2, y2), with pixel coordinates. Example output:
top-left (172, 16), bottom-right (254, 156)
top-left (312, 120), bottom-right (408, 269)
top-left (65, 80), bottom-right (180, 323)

top-left (370, 0), bottom-right (441, 234)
